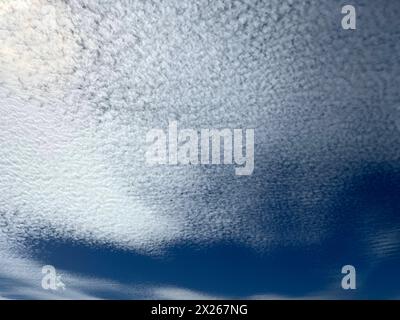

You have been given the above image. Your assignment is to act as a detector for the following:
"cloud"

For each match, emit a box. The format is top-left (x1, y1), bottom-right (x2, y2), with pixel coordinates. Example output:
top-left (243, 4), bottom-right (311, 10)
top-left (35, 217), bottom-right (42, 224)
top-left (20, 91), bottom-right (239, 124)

top-left (0, 0), bottom-right (333, 254)
top-left (0, 95), bottom-right (180, 252)
top-left (150, 287), bottom-right (223, 300)
top-left (0, 0), bottom-right (400, 299)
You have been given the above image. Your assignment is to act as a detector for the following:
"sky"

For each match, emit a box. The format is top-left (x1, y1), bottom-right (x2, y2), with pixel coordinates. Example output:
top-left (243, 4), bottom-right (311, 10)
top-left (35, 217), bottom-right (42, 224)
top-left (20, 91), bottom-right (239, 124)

top-left (0, 0), bottom-right (399, 299)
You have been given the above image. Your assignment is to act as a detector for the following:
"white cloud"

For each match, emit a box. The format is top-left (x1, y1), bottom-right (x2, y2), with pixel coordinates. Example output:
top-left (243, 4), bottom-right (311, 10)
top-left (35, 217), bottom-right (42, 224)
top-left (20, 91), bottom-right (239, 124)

top-left (0, 1), bottom-right (399, 300)
top-left (150, 287), bottom-right (223, 300)
top-left (0, 0), bottom-right (341, 255)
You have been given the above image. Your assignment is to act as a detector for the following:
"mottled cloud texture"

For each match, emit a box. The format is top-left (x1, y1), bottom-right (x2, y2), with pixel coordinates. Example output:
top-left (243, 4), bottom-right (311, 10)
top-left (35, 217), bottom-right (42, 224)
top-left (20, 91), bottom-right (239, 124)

top-left (0, 0), bottom-right (399, 299)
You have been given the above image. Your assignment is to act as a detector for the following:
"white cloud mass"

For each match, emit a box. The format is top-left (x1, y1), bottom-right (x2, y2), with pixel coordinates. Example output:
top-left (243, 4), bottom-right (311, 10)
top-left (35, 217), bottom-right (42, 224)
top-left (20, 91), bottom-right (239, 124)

top-left (0, 0), bottom-right (399, 299)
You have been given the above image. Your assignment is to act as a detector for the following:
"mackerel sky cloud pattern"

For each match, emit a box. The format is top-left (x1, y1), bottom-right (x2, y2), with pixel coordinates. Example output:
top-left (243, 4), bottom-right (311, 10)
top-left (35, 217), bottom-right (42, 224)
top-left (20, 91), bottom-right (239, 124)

top-left (0, 0), bottom-right (399, 299)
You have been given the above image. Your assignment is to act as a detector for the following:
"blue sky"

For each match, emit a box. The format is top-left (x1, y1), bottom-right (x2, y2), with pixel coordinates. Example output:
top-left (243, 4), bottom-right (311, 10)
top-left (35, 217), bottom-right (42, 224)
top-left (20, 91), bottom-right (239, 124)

top-left (12, 162), bottom-right (399, 299)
